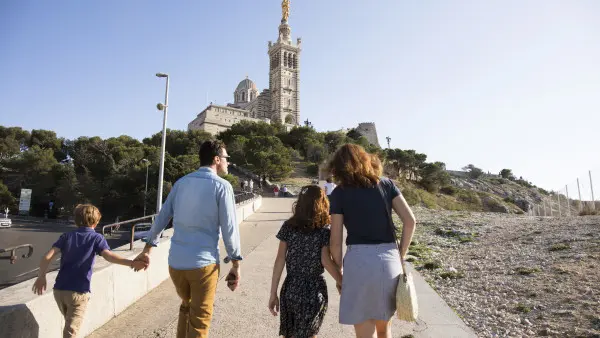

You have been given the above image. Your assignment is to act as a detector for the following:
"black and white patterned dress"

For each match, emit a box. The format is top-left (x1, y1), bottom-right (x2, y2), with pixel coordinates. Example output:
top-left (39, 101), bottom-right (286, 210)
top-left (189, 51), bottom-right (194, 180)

top-left (276, 222), bottom-right (330, 338)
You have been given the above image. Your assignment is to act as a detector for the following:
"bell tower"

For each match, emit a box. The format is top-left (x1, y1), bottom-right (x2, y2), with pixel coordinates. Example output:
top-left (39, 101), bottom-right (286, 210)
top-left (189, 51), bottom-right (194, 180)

top-left (268, 0), bottom-right (300, 125)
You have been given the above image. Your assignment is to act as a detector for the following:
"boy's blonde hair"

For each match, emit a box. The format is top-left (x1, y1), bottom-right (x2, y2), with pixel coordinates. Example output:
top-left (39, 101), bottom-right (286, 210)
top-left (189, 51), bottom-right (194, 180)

top-left (74, 204), bottom-right (102, 227)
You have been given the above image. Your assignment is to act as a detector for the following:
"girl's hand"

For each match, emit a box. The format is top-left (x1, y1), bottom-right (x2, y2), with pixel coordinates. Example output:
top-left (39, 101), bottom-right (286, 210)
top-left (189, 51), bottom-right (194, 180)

top-left (268, 294), bottom-right (280, 316)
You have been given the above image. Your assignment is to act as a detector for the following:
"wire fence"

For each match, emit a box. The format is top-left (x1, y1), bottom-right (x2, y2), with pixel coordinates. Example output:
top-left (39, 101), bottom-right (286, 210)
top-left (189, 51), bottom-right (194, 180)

top-left (530, 169), bottom-right (598, 217)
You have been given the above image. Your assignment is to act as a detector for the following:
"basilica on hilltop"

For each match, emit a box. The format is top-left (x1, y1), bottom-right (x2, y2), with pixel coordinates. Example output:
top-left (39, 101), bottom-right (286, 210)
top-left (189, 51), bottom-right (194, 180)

top-left (188, 0), bottom-right (301, 135)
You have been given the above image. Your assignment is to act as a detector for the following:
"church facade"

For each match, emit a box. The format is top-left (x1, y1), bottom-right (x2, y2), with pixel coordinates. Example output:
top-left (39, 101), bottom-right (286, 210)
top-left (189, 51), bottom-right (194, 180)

top-left (188, 2), bottom-right (301, 135)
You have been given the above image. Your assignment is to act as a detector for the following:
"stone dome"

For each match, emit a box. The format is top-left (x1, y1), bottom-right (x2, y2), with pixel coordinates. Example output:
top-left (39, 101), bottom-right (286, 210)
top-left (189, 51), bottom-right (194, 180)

top-left (236, 78), bottom-right (257, 91)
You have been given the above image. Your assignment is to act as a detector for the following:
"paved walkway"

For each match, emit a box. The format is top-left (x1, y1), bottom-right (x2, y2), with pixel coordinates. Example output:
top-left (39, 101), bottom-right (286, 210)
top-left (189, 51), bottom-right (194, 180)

top-left (88, 198), bottom-right (476, 338)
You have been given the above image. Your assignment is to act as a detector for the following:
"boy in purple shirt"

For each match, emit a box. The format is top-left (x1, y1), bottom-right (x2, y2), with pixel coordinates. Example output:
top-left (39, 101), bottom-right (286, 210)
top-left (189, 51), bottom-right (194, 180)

top-left (32, 204), bottom-right (146, 338)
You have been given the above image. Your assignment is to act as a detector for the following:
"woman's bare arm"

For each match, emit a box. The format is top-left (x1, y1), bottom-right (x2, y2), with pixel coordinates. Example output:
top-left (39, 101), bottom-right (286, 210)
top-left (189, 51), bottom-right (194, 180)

top-left (391, 194), bottom-right (416, 258)
top-left (321, 246), bottom-right (342, 285)
top-left (330, 214), bottom-right (344, 270)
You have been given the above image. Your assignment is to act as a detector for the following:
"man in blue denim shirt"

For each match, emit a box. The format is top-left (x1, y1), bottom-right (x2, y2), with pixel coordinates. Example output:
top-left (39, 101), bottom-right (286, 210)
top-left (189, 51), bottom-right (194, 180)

top-left (136, 140), bottom-right (242, 338)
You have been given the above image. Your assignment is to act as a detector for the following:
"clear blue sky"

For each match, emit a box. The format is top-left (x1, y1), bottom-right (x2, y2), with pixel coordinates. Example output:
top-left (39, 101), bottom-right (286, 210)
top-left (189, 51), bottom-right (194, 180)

top-left (1, 0), bottom-right (599, 192)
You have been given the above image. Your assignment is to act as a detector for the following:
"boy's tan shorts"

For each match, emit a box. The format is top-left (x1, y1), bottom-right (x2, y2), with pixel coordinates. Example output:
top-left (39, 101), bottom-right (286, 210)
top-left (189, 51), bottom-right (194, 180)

top-left (53, 289), bottom-right (90, 338)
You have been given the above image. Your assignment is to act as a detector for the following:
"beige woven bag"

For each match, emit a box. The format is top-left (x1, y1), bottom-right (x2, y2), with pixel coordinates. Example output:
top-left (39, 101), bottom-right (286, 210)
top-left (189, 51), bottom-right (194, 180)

top-left (377, 181), bottom-right (418, 322)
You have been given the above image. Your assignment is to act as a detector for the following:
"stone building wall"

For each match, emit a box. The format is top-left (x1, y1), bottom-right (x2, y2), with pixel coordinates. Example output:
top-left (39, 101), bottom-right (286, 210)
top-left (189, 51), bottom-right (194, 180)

top-left (188, 105), bottom-right (269, 135)
top-left (356, 122), bottom-right (380, 148)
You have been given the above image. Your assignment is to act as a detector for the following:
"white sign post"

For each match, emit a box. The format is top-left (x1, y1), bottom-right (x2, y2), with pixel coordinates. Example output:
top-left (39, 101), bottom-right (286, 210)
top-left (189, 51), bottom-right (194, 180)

top-left (19, 189), bottom-right (32, 215)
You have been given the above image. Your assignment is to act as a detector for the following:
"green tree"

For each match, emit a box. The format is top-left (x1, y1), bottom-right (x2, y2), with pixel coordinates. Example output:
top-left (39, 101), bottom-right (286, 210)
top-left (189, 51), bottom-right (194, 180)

top-left (0, 181), bottom-right (16, 212)
top-left (463, 164), bottom-right (484, 179)
top-left (219, 173), bottom-right (239, 188)
top-left (346, 128), bottom-right (362, 141)
top-left (143, 129), bottom-right (213, 157)
top-left (0, 126), bottom-right (31, 159)
top-left (499, 169), bottom-right (515, 180)
top-left (419, 162), bottom-right (450, 193)
top-left (323, 131), bottom-right (347, 155)
top-left (217, 120), bottom-right (282, 145)
top-left (245, 136), bottom-right (293, 180)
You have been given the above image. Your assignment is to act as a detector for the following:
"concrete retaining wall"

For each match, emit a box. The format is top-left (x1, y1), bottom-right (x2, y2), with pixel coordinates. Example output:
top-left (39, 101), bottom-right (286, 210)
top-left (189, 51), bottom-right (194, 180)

top-left (0, 196), bottom-right (262, 338)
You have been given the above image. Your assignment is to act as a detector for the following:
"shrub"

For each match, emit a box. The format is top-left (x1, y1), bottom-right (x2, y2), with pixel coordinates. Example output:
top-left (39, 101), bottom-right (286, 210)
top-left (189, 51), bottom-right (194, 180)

top-left (579, 204), bottom-right (599, 216)
top-left (402, 188), bottom-right (419, 206)
top-left (419, 189), bottom-right (438, 209)
top-left (423, 260), bottom-right (442, 270)
top-left (515, 303), bottom-right (532, 313)
top-left (440, 185), bottom-right (457, 196)
top-left (219, 174), bottom-right (239, 188)
top-left (549, 243), bottom-right (570, 251)
top-left (456, 189), bottom-right (482, 208)
top-left (516, 267), bottom-right (541, 275)
top-left (306, 163), bottom-right (319, 176)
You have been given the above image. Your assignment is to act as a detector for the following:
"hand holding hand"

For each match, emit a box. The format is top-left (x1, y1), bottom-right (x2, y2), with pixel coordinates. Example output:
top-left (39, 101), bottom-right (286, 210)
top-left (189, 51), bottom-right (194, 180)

top-left (268, 294), bottom-right (280, 316)
top-left (133, 252), bottom-right (150, 271)
top-left (32, 276), bottom-right (47, 295)
top-left (131, 260), bottom-right (148, 271)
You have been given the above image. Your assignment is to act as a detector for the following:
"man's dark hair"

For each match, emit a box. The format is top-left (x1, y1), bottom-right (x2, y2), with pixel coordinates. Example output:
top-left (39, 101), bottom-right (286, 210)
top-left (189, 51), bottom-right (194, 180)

top-left (199, 140), bottom-right (226, 166)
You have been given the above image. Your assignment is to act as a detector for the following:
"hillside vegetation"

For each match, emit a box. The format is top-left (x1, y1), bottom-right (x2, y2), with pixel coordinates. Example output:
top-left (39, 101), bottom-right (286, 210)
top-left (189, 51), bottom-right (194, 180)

top-left (0, 120), bottom-right (550, 220)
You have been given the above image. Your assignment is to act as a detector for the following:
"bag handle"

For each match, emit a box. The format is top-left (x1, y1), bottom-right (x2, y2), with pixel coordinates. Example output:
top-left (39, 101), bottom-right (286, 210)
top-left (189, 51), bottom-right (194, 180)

top-left (376, 179), bottom-right (408, 282)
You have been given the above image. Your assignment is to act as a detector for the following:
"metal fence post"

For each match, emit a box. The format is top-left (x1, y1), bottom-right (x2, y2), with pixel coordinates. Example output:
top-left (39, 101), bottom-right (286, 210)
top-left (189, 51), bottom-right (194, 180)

top-left (590, 171), bottom-right (596, 211)
top-left (565, 185), bottom-right (570, 217)
top-left (577, 178), bottom-right (582, 212)
top-left (543, 200), bottom-right (547, 217)
top-left (556, 192), bottom-right (561, 217)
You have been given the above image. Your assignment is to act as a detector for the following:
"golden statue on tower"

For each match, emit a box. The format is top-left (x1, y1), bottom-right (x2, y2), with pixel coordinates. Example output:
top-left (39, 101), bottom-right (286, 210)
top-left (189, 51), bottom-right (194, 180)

top-left (282, 0), bottom-right (290, 22)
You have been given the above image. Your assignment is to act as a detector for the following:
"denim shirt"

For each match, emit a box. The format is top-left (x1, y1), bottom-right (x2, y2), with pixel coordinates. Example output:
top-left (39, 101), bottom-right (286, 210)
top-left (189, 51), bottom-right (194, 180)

top-left (145, 167), bottom-right (243, 270)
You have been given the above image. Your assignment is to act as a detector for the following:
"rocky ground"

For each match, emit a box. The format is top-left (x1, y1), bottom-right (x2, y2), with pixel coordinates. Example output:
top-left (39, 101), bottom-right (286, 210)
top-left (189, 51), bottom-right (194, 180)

top-left (401, 209), bottom-right (600, 338)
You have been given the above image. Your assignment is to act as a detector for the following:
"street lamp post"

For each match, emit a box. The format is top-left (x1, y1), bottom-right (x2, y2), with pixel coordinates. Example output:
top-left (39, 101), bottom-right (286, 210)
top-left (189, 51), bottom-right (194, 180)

top-left (142, 159), bottom-right (149, 216)
top-left (155, 73), bottom-right (169, 213)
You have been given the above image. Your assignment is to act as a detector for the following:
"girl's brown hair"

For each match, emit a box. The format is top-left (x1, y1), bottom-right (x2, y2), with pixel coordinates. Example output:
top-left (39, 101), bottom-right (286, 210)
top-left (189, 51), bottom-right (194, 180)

top-left (287, 185), bottom-right (330, 232)
top-left (326, 144), bottom-right (382, 188)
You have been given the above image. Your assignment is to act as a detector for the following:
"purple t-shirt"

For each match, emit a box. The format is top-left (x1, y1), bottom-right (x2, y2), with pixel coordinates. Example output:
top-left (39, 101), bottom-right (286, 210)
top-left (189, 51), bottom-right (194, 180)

top-left (52, 227), bottom-right (110, 293)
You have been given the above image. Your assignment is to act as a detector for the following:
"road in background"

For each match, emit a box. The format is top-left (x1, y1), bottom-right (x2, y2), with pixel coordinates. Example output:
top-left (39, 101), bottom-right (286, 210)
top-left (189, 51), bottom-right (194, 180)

top-left (0, 221), bottom-right (129, 290)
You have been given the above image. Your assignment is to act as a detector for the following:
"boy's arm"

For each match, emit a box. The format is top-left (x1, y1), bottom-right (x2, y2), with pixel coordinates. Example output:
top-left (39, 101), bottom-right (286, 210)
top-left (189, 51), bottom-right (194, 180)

top-left (100, 249), bottom-right (146, 270)
top-left (32, 247), bottom-right (60, 295)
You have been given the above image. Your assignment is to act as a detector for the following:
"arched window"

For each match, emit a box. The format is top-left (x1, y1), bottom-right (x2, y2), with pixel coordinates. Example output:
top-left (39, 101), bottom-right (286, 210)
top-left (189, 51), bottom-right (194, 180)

top-left (285, 114), bottom-right (294, 124)
top-left (284, 52), bottom-right (288, 67)
top-left (293, 54), bottom-right (297, 69)
top-left (241, 92), bottom-right (246, 101)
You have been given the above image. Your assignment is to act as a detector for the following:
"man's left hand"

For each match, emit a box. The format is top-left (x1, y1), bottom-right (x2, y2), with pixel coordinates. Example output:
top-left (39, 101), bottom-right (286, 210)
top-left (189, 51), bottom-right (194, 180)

top-left (226, 266), bottom-right (240, 291)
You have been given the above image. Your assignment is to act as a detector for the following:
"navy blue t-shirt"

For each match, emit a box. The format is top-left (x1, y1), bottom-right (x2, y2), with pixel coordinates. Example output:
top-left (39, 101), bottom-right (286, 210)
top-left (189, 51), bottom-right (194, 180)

top-left (52, 227), bottom-right (110, 293)
top-left (329, 177), bottom-right (401, 245)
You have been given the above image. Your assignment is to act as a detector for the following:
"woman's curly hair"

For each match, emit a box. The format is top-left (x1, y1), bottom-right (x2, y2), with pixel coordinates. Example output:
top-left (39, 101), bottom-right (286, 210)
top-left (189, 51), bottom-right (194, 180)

top-left (326, 144), bottom-right (382, 188)
top-left (287, 185), bottom-right (330, 232)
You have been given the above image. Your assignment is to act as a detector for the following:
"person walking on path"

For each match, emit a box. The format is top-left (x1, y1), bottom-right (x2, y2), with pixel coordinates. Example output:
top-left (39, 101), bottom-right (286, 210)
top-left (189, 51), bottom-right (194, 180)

top-left (32, 204), bottom-right (146, 338)
top-left (135, 140), bottom-right (243, 338)
top-left (249, 179), bottom-right (254, 193)
top-left (323, 177), bottom-right (337, 198)
top-left (327, 144), bottom-right (417, 338)
top-left (268, 185), bottom-right (342, 338)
